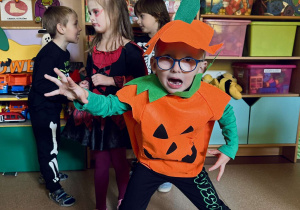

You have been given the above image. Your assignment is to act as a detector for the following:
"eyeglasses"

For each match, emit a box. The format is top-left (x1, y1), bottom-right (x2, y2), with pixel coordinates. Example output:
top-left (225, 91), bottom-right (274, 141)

top-left (154, 55), bottom-right (204, 72)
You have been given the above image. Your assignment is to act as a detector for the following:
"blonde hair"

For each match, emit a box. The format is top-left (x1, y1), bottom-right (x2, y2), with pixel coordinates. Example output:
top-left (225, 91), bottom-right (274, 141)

top-left (42, 6), bottom-right (77, 38)
top-left (88, 0), bottom-right (133, 52)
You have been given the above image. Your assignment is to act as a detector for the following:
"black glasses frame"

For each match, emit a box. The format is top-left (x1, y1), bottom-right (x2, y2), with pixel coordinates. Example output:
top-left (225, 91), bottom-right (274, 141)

top-left (154, 55), bottom-right (205, 72)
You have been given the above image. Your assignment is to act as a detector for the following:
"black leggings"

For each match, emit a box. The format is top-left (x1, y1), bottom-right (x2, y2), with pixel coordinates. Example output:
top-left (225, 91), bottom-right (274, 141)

top-left (120, 163), bottom-right (230, 210)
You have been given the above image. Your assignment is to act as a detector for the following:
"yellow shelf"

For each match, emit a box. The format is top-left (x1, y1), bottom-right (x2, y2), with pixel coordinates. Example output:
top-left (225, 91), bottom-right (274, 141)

top-left (0, 119), bottom-right (66, 128)
top-left (0, 95), bottom-right (28, 101)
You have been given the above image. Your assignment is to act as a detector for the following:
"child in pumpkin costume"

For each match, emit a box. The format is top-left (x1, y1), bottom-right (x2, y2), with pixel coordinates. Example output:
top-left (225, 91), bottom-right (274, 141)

top-left (45, 19), bottom-right (238, 210)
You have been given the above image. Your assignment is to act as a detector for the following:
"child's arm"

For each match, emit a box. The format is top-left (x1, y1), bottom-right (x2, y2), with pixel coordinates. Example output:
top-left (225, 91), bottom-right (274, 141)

top-left (45, 68), bottom-right (89, 103)
top-left (44, 68), bottom-right (130, 117)
top-left (208, 104), bottom-right (238, 181)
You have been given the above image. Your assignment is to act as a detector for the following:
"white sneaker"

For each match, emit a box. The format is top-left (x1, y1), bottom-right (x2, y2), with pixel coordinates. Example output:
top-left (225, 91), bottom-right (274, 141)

top-left (157, 182), bottom-right (172, 192)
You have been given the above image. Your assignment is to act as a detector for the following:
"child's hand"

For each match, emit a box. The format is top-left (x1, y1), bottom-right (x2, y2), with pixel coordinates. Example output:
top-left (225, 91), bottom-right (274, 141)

top-left (79, 67), bottom-right (87, 77)
top-left (91, 74), bottom-right (114, 86)
top-left (207, 149), bottom-right (230, 182)
top-left (79, 80), bottom-right (89, 89)
top-left (44, 68), bottom-right (89, 104)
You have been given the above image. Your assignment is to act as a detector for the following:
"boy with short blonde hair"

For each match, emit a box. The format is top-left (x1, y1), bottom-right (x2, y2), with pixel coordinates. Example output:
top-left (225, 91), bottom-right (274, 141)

top-left (28, 6), bottom-right (81, 207)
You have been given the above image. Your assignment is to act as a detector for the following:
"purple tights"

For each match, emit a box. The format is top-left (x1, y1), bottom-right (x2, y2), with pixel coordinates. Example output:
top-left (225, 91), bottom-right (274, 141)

top-left (94, 148), bottom-right (129, 210)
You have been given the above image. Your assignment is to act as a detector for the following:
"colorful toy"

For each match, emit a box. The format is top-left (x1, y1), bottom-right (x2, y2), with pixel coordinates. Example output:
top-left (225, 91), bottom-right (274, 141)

top-left (38, 29), bottom-right (52, 48)
top-left (7, 73), bottom-right (31, 92)
top-left (0, 74), bottom-right (9, 94)
top-left (0, 112), bottom-right (26, 123)
top-left (202, 0), bottom-right (253, 15)
top-left (202, 73), bottom-right (243, 100)
top-left (252, 0), bottom-right (300, 16)
top-left (9, 101), bottom-right (28, 113)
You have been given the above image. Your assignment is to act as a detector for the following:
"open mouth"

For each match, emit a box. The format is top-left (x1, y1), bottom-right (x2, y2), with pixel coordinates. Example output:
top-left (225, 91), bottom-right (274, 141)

top-left (167, 78), bottom-right (183, 89)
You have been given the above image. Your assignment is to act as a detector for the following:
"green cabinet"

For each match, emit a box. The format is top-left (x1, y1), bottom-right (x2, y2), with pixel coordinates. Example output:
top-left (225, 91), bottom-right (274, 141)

top-left (210, 97), bottom-right (300, 145)
top-left (210, 98), bottom-right (249, 145)
top-left (0, 124), bottom-right (86, 173)
top-left (248, 97), bottom-right (300, 144)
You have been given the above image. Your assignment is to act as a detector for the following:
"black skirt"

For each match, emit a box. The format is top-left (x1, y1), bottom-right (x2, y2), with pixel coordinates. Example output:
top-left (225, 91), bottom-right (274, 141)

top-left (61, 109), bottom-right (131, 151)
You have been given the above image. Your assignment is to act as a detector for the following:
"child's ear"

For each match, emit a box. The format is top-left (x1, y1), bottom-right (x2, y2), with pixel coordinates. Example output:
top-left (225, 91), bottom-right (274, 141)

top-left (150, 57), bottom-right (157, 74)
top-left (198, 61), bottom-right (208, 73)
top-left (57, 23), bottom-right (65, 34)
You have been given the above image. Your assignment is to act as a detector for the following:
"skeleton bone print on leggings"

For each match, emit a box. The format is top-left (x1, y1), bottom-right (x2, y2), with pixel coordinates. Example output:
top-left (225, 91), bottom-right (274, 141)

top-left (49, 121), bottom-right (59, 183)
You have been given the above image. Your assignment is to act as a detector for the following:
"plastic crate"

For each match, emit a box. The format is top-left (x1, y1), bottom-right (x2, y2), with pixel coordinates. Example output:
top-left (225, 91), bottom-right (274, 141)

top-left (248, 21), bottom-right (300, 56)
top-left (204, 19), bottom-right (250, 57)
top-left (232, 63), bottom-right (295, 94)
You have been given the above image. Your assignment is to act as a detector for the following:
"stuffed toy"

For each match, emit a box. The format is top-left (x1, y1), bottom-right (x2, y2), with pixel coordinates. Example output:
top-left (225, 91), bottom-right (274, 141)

top-left (38, 29), bottom-right (52, 48)
top-left (203, 73), bottom-right (243, 100)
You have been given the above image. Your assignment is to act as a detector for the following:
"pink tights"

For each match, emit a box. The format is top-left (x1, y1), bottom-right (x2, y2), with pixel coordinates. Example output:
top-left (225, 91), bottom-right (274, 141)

top-left (94, 148), bottom-right (129, 210)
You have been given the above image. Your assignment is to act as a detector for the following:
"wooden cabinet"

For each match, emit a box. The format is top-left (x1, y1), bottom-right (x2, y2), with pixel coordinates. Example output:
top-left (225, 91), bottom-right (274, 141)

top-left (201, 15), bottom-right (300, 162)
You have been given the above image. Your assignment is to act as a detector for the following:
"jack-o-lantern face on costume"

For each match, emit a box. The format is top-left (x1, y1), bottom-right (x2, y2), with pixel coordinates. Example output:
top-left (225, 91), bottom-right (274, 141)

top-left (143, 123), bottom-right (198, 163)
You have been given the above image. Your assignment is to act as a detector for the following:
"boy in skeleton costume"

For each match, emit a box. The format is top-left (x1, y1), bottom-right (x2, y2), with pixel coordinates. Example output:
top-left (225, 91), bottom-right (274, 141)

top-left (28, 6), bottom-right (81, 207)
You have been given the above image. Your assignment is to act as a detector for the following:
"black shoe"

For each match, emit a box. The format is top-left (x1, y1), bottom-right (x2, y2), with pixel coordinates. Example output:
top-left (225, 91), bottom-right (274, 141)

top-left (49, 188), bottom-right (75, 207)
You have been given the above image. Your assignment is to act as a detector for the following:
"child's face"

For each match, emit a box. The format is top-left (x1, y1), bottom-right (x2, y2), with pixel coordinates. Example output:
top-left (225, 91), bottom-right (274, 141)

top-left (88, 0), bottom-right (110, 34)
top-left (63, 13), bottom-right (82, 44)
top-left (136, 13), bottom-right (159, 37)
top-left (151, 41), bottom-right (207, 94)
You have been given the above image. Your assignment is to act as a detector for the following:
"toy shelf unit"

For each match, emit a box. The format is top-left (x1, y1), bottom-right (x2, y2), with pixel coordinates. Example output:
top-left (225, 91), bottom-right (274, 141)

top-left (0, 71), bottom-right (33, 124)
top-left (200, 15), bottom-right (300, 162)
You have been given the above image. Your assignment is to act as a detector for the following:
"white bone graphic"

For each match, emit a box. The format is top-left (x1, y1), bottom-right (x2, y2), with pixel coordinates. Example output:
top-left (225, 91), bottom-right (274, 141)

top-left (49, 158), bottom-right (59, 183)
top-left (49, 122), bottom-right (58, 155)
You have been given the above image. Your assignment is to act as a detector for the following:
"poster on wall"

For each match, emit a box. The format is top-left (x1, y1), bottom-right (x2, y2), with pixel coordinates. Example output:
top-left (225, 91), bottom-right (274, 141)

top-left (34, 0), bottom-right (60, 23)
top-left (0, 0), bottom-right (33, 21)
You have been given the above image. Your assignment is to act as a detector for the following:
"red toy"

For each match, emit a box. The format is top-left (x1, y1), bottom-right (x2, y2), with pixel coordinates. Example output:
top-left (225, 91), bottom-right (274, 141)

top-left (0, 112), bottom-right (26, 123)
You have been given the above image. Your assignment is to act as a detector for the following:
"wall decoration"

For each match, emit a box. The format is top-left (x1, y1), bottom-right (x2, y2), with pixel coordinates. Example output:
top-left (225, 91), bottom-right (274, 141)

top-left (0, 0), bottom-right (33, 21)
top-left (0, 29), bottom-right (41, 74)
top-left (34, 0), bottom-right (60, 22)
top-left (0, 27), bottom-right (9, 51)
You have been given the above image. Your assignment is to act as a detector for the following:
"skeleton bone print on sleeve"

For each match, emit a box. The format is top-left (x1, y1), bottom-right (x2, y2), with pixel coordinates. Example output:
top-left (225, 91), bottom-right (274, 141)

top-left (136, 42), bottom-right (154, 75)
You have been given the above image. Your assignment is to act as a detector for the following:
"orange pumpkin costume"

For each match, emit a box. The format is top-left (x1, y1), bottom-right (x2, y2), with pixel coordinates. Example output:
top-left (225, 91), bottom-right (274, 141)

top-left (117, 77), bottom-right (230, 177)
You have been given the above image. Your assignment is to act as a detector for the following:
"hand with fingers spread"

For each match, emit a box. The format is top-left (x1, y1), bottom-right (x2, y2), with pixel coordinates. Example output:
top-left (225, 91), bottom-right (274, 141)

top-left (91, 73), bottom-right (115, 87)
top-left (207, 149), bottom-right (230, 181)
top-left (44, 68), bottom-right (89, 104)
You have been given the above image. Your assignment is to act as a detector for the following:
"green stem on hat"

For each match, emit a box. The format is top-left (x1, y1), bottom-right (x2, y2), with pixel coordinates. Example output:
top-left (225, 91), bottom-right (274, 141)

top-left (174, 0), bottom-right (200, 24)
